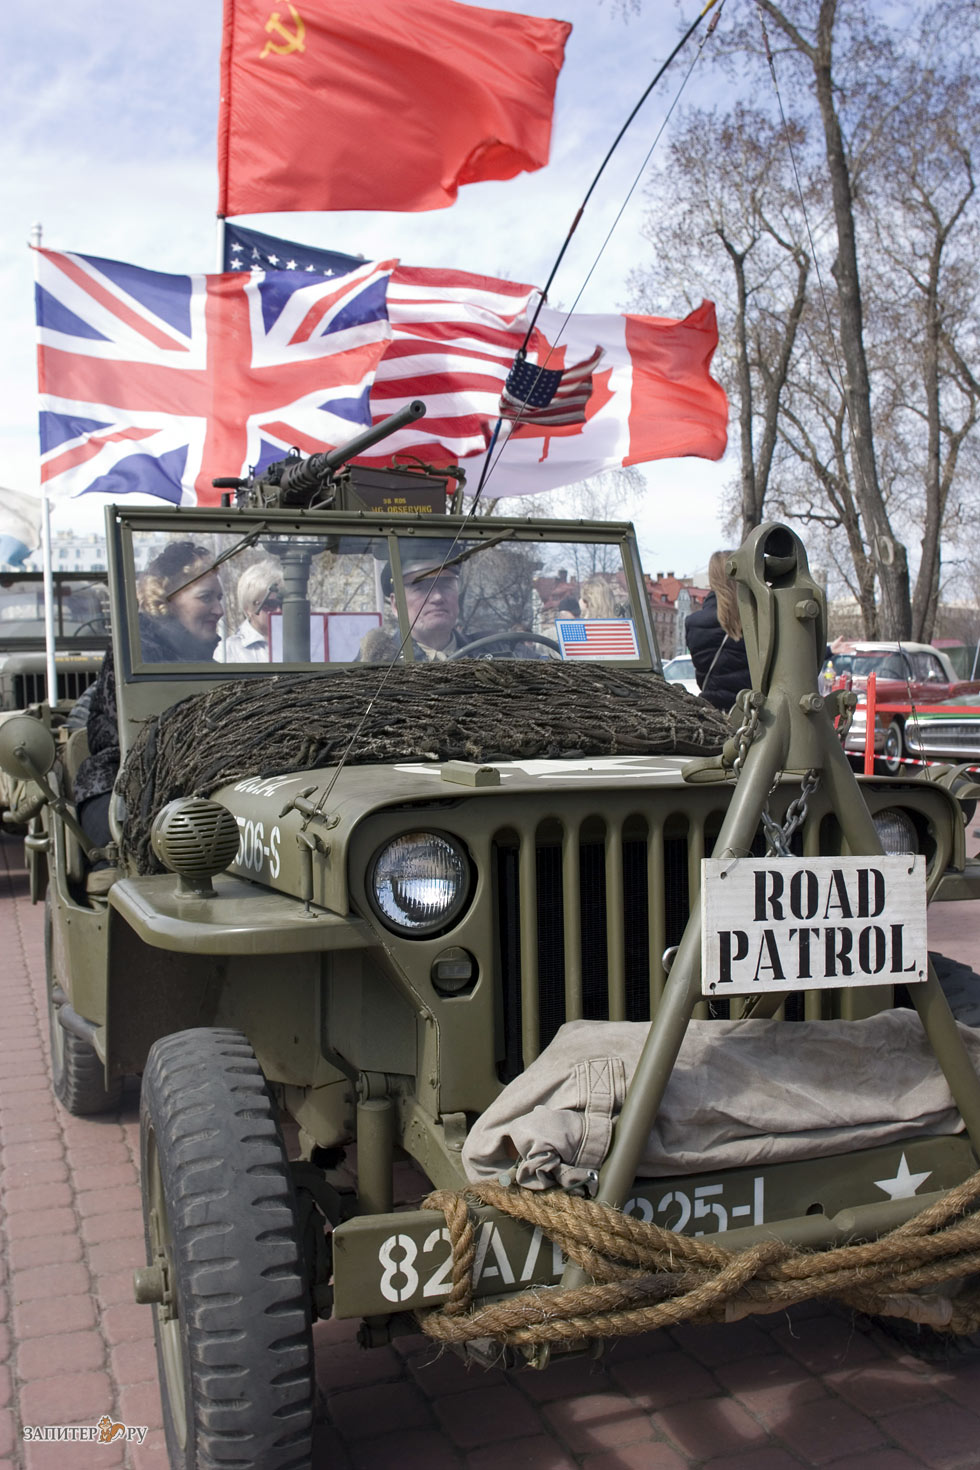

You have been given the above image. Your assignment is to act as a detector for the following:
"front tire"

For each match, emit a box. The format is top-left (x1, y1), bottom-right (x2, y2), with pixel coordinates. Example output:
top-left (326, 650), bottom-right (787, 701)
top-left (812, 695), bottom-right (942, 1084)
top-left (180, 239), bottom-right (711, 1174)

top-left (140, 1028), bottom-right (314, 1469)
top-left (881, 718), bottom-right (905, 775)
top-left (46, 893), bottom-right (122, 1115)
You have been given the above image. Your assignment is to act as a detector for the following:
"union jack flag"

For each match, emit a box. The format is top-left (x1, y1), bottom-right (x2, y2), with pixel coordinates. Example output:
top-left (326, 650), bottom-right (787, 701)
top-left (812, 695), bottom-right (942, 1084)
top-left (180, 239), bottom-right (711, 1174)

top-left (35, 249), bottom-right (393, 505)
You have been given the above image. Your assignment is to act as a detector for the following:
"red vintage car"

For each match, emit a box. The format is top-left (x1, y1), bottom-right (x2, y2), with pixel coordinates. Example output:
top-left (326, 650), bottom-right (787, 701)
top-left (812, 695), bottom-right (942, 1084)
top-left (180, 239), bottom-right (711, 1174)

top-left (834, 640), bottom-right (980, 772)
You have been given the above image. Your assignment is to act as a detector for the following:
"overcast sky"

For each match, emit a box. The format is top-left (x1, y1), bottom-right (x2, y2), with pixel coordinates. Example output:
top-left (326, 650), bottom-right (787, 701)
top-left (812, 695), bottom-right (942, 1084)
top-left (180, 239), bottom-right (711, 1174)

top-left (3, 0), bottom-right (740, 576)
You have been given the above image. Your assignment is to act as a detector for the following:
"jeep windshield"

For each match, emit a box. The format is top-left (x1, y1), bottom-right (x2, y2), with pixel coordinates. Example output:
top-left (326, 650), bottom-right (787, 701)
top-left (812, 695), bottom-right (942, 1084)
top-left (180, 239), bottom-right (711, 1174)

top-left (116, 514), bottom-right (655, 673)
top-left (0, 573), bottom-right (110, 643)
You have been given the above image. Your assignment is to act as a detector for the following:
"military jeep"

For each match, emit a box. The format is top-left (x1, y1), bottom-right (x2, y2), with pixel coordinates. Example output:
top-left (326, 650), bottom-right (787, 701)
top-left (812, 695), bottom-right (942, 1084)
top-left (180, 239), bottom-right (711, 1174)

top-left (5, 485), bottom-right (980, 1469)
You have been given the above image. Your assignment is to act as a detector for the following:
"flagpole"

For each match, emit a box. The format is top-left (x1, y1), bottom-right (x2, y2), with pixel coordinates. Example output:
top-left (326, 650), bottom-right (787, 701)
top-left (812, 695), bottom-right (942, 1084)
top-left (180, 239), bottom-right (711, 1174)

top-left (30, 222), bottom-right (59, 709)
top-left (216, 215), bottom-right (227, 272)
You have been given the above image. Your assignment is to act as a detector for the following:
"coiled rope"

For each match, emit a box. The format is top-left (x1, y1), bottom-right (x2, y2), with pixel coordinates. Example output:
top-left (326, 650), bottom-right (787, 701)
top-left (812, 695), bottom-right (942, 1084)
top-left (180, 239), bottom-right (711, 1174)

top-left (416, 1172), bottom-right (980, 1345)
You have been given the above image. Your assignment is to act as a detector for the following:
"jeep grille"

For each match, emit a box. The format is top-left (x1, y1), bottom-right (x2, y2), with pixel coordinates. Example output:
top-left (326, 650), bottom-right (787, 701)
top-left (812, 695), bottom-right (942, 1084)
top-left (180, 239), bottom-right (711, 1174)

top-left (493, 807), bottom-right (812, 1079)
top-left (12, 669), bottom-right (99, 707)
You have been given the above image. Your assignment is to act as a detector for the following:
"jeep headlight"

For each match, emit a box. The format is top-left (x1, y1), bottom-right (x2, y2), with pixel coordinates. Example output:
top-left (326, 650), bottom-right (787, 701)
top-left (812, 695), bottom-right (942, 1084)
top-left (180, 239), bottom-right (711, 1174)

top-left (873, 808), bottom-right (918, 855)
top-left (369, 832), bottom-right (470, 935)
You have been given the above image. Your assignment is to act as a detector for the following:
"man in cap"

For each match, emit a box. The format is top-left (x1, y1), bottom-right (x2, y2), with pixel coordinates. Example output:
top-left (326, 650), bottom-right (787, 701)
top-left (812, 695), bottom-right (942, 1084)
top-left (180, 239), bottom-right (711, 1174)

top-left (362, 542), bottom-right (471, 662)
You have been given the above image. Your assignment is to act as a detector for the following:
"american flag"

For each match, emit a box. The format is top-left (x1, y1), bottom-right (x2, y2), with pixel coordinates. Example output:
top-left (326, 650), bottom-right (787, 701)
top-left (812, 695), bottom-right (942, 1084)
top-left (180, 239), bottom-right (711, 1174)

top-left (365, 265), bottom-right (541, 465)
top-left (556, 619), bottom-right (640, 660)
top-left (223, 222), bottom-right (364, 279)
top-left (500, 347), bottom-right (603, 427)
top-left (35, 249), bottom-right (392, 504)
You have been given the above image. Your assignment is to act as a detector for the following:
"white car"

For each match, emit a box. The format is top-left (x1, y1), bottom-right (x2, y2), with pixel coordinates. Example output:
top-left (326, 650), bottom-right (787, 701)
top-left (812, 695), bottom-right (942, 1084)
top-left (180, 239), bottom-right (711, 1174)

top-left (663, 654), bottom-right (700, 695)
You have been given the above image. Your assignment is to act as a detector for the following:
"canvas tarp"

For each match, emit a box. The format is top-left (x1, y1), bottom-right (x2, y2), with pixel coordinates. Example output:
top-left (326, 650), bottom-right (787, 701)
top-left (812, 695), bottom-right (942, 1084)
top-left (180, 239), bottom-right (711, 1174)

top-left (462, 1011), bottom-right (980, 1191)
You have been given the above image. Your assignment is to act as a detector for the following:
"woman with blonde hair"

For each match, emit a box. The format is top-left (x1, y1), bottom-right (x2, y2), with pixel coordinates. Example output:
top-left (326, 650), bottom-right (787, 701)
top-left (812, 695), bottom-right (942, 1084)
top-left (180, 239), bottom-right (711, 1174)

top-left (684, 549), bottom-right (751, 711)
top-left (580, 576), bottom-right (629, 620)
top-left (214, 558), bottom-right (284, 663)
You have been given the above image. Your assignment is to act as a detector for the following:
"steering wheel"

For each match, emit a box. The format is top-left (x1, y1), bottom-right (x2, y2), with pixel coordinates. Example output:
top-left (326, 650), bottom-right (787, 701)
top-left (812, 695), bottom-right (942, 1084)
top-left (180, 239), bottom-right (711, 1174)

top-left (70, 618), bottom-right (111, 638)
top-left (447, 630), bottom-right (562, 659)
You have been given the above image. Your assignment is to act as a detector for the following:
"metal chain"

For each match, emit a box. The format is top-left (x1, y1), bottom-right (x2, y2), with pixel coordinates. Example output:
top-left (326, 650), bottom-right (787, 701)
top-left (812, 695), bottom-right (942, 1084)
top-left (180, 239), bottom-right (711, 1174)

top-left (730, 697), bottom-right (761, 780)
top-left (762, 768), bottom-right (820, 856)
top-left (727, 692), bottom-right (821, 856)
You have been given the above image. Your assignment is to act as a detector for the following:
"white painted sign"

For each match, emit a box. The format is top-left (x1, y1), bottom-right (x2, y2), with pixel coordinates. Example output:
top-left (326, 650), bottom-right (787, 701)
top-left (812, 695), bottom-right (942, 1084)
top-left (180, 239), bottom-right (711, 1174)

top-left (701, 855), bottom-right (928, 996)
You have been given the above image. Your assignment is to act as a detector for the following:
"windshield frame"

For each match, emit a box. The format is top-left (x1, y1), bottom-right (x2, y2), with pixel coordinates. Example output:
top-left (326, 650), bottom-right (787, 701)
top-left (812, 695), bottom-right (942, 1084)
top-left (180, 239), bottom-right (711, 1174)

top-left (106, 504), bottom-right (661, 758)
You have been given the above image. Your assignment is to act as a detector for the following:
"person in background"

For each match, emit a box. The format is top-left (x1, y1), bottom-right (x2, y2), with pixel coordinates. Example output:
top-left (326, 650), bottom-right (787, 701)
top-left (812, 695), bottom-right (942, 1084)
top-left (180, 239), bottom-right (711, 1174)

top-left (685, 549), bottom-right (751, 711)
top-left (73, 543), bottom-right (224, 885)
top-left (214, 559), bottom-right (284, 663)
top-left (556, 596), bottom-right (581, 620)
top-left (580, 577), bottom-right (622, 619)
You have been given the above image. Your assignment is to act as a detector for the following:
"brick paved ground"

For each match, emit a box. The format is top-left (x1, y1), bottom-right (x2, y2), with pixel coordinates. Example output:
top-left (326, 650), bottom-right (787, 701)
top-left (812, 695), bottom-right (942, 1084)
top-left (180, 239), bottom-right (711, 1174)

top-left (3, 831), bottom-right (980, 1470)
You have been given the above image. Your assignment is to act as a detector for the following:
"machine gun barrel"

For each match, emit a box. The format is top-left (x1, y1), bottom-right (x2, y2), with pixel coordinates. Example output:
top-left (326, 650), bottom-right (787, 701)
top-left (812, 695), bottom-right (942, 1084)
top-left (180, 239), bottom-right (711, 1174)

top-left (277, 400), bottom-right (426, 504)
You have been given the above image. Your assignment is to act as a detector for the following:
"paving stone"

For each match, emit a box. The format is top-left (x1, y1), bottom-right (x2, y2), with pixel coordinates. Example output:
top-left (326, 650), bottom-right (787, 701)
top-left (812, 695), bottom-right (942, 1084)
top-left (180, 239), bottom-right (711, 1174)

top-left (713, 1353), bottom-right (826, 1427)
top-left (17, 1329), bottom-right (106, 1382)
top-left (5, 1206), bottom-right (78, 1242)
top-left (114, 1376), bottom-right (164, 1431)
top-left (0, 1408), bottom-right (13, 1458)
top-left (510, 1353), bottom-right (612, 1403)
top-left (109, 1335), bottom-right (159, 1386)
top-left (608, 1347), bottom-right (719, 1410)
top-left (74, 1183), bottom-right (143, 1218)
top-left (100, 1300), bottom-right (156, 1347)
top-left (653, 1395), bottom-right (773, 1461)
top-left (350, 1426), bottom-right (465, 1470)
top-left (770, 1314), bottom-right (885, 1376)
top-left (80, 1207), bottom-right (144, 1246)
top-left (824, 1361), bottom-right (943, 1416)
top-left (581, 1444), bottom-right (690, 1470)
top-left (10, 1260), bottom-right (90, 1304)
top-left (541, 1391), bottom-right (658, 1453)
top-left (435, 1383), bottom-right (546, 1449)
top-left (23, 1443), bottom-right (124, 1470)
top-left (19, 1369), bottom-right (114, 1427)
top-left (0, 1160), bottom-right (68, 1190)
top-left (0, 1140), bottom-right (64, 1169)
top-left (701, 1450), bottom-right (806, 1470)
top-left (7, 1230), bottom-right (84, 1273)
top-left (328, 1381), bottom-right (434, 1441)
top-left (669, 1317), bottom-right (776, 1366)
top-left (773, 1393), bottom-right (888, 1465)
top-left (466, 1433), bottom-right (578, 1469)
top-left (12, 1292), bottom-right (97, 1340)
top-left (85, 1235), bottom-right (145, 1277)
top-left (879, 1400), bottom-right (980, 1469)
top-left (815, 1452), bottom-right (925, 1470)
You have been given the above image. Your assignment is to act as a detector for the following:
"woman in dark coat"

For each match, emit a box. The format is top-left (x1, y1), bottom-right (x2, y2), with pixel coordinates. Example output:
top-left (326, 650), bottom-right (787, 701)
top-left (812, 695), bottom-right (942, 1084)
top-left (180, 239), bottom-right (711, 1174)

top-left (685, 549), bottom-right (752, 712)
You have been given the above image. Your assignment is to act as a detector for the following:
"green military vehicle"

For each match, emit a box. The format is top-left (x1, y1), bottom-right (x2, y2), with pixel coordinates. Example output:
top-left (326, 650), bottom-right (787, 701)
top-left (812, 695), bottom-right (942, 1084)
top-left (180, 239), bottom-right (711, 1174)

top-left (4, 423), bottom-right (980, 1468)
top-left (0, 569), bottom-right (109, 711)
top-left (0, 570), bottom-right (110, 832)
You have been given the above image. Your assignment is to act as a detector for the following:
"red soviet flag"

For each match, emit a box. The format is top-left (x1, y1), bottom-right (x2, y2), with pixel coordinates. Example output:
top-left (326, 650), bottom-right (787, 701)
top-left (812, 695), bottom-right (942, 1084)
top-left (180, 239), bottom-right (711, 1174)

top-left (218, 0), bottom-right (571, 215)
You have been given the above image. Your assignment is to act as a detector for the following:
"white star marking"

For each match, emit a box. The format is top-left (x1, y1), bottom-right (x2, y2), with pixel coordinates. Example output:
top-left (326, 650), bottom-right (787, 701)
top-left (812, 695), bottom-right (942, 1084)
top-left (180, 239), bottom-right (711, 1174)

top-left (873, 1153), bottom-right (932, 1200)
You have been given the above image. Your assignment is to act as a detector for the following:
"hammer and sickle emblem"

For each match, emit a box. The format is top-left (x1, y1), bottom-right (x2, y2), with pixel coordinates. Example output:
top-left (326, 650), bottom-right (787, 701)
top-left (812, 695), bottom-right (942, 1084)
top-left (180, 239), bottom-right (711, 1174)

top-left (261, 4), bottom-right (306, 58)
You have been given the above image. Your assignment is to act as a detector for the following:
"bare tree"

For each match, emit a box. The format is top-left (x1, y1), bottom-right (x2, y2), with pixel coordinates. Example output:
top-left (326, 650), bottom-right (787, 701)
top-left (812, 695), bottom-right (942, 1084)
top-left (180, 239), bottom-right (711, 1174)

top-left (631, 105), bottom-right (813, 540)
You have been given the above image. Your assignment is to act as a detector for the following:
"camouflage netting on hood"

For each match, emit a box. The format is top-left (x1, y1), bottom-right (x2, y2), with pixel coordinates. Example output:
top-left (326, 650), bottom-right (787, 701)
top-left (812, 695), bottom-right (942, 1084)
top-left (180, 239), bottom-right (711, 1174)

top-left (117, 662), bottom-right (730, 874)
